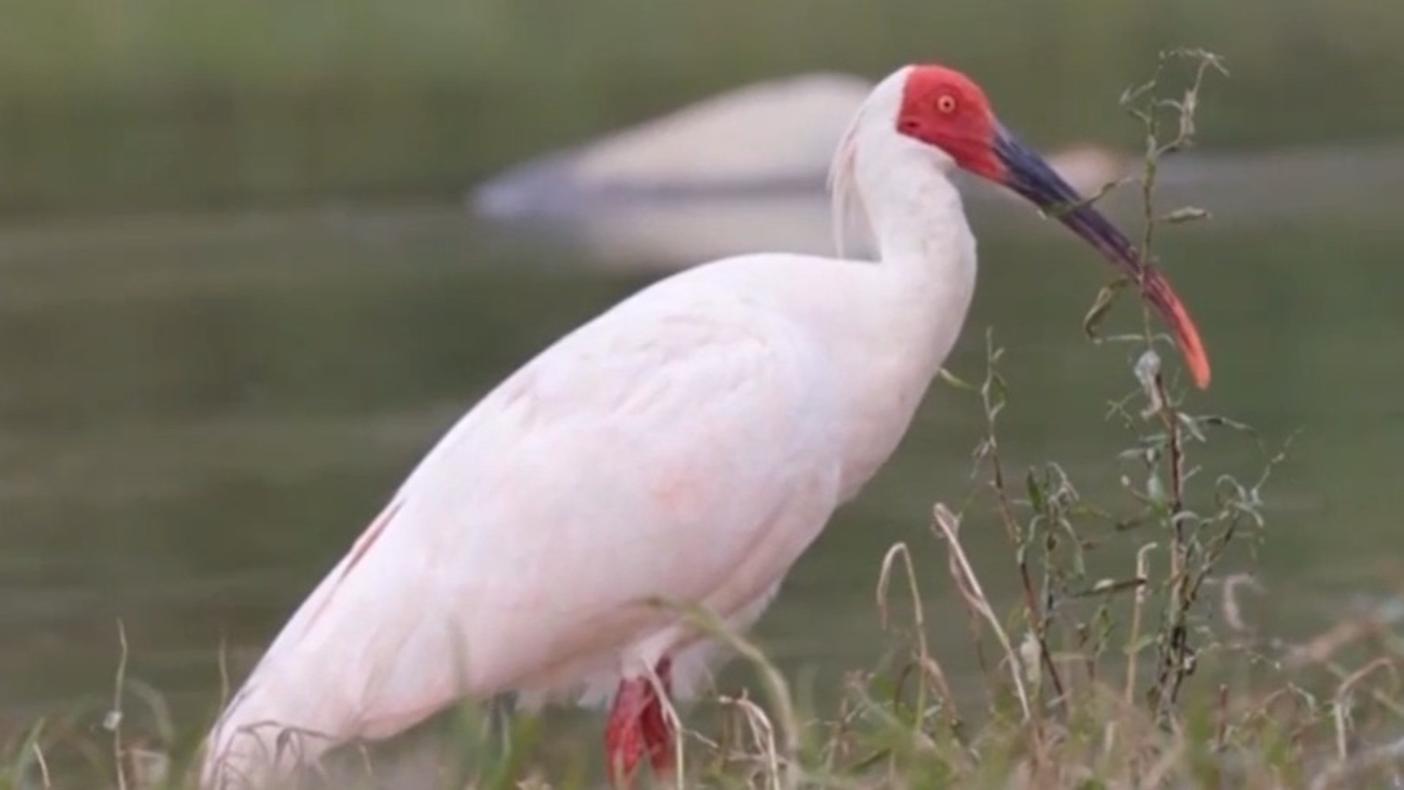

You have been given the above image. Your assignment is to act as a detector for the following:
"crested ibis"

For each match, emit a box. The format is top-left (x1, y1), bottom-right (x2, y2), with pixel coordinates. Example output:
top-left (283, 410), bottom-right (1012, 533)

top-left (202, 63), bottom-right (1209, 789)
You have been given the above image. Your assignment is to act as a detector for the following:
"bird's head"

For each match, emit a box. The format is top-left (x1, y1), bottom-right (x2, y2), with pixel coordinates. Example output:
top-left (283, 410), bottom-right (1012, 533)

top-left (889, 64), bottom-right (1211, 389)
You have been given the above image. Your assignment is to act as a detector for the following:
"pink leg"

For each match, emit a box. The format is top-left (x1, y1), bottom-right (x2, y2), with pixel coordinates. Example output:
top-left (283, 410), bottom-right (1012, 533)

top-left (605, 657), bottom-right (675, 788)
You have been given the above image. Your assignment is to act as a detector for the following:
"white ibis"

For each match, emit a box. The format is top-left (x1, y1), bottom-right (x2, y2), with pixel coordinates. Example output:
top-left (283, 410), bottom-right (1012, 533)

top-left (201, 63), bottom-right (1209, 789)
top-left (471, 72), bottom-right (875, 220)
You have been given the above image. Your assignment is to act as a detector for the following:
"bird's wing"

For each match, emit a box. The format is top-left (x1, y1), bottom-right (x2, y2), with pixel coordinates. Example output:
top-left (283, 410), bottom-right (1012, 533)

top-left (207, 275), bottom-right (845, 778)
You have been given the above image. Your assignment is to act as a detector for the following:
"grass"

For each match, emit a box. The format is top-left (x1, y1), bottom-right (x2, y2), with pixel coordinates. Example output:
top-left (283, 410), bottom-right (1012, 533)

top-left (6, 50), bottom-right (1404, 789)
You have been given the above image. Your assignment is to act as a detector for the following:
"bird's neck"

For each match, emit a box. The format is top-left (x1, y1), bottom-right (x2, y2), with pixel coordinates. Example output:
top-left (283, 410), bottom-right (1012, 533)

top-left (825, 137), bottom-right (978, 500)
top-left (859, 139), bottom-right (974, 277)
top-left (831, 66), bottom-right (976, 306)
top-left (854, 137), bottom-right (978, 353)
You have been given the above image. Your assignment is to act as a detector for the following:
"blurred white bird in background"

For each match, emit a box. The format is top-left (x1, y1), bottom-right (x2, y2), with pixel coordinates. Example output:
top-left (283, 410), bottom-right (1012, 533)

top-left (203, 63), bottom-right (1208, 789)
top-left (470, 72), bottom-right (1133, 270)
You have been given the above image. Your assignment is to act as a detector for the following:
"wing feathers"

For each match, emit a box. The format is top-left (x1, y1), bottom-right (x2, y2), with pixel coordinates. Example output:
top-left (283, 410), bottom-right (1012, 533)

top-left (204, 271), bottom-right (845, 787)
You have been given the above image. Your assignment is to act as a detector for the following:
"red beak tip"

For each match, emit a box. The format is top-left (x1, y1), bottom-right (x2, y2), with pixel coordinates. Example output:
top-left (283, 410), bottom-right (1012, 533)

top-left (1184, 347), bottom-right (1212, 390)
top-left (1192, 363), bottom-right (1212, 390)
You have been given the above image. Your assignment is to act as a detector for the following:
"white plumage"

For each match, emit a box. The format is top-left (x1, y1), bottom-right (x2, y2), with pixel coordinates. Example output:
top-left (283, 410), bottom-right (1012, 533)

top-left (204, 65), bottom-right (1014, 788)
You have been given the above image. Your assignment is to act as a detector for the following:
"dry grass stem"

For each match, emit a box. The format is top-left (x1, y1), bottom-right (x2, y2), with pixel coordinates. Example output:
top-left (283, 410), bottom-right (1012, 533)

top-left (930, 503), bottom-right (1033, 723)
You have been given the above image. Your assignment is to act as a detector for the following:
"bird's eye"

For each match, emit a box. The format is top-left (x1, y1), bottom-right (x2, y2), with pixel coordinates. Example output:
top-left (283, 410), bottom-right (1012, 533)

top-left (936, 94), bottom-right (957, 114)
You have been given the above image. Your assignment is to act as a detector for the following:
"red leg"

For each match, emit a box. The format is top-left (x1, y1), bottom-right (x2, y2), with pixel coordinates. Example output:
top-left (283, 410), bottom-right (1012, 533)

top-left (641, 657), bottom-right (675, 778)
top-left (605, 657), bottom-right (675, 788)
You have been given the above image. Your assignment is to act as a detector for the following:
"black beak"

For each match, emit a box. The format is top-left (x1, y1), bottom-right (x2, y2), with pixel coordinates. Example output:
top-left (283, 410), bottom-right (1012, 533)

top-left (992, 125), bottom-right (1210, 389)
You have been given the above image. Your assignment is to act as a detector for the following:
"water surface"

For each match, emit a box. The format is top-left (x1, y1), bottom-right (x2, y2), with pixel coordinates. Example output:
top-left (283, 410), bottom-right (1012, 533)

top-left (2, 159), bottom-right (1402, 750)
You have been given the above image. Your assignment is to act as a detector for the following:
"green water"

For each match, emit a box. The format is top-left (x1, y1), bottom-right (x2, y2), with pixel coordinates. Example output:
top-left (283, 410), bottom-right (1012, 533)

top-left (2, 169), bottom-right (1402, 740)
top-left (3, 0), bottom-right (1404, 212)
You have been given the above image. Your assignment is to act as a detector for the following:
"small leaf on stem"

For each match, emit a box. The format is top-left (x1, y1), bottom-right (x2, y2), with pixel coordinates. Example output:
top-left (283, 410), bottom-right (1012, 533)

top-left (1163, 206), bottom-right (1212, 224)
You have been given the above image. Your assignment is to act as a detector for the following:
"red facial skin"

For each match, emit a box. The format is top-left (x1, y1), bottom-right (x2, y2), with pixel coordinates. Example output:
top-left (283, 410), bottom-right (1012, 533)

top-left (893, 63), bottom-right (1213, 390)
top-left (896, 65), bottom-right (1004, 181)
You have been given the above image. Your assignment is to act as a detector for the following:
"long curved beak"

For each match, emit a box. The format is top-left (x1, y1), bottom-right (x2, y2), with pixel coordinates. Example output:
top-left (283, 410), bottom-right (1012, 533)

top-left (992, 124), bottom-right (1211, 389)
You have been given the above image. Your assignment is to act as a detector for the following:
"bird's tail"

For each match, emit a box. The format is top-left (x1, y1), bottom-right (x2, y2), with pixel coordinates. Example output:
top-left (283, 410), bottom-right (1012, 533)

top-left (200, 671), bottom-right (341, 789)
top-left (200, 497), bottom-right (457, 788)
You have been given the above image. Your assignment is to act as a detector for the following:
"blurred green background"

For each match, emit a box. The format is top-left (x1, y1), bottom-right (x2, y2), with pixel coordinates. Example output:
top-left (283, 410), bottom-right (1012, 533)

top-left (2, 0), bottom-right (1403, 770)
top-left (2, 0), bottom-right (1402, 212)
